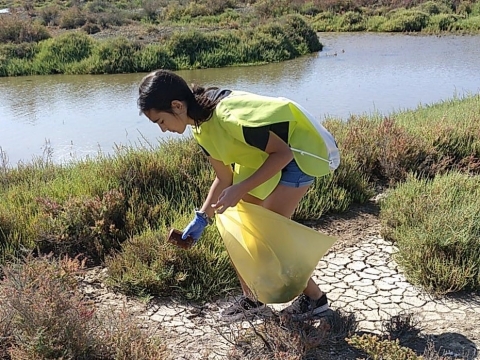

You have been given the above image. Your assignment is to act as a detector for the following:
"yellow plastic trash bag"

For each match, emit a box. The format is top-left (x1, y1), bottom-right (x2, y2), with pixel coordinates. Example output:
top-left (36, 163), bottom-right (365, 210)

top-left (216, 201), bottom-right (337, 304)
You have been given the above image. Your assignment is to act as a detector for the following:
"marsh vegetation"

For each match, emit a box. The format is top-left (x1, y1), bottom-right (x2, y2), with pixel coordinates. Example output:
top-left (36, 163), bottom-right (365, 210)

top-left (1, 94), bottom-right (479, 359)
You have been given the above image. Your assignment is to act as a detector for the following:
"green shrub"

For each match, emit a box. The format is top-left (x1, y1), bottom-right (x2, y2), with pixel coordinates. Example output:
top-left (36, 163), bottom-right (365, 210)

top-left (38, 4), bottom-right (61, 26)
top-left (161, 2), bottom-right (184, 21)
top-left (229, 16), bottom-right (321, 65)
top-left (394, 94), bottom-right (480, 173)
top-left (110, 139), bottom-right (212, 229)
top-left (0, 15), bottom-right (50, 43)
top-left (472, 1), bottom-right (480, 16)
top-left (295, 160), bottom-right (373, 219)
top-left (254, 0), bottom-right (291, 18)
top-left (41, 32), bottom-right (93, 63)
top-left (333, 116), bottom-right (429, 184)
top-left (380, 172), bottom-right (480, 294)
top-left (194, 48), bottom-right (238, 68)
top-left (453, 14), bottom-right (480, 31)
top-left (91, 10), bottom-right (129, 27)
top-left (380, 9), bottom-right (430, 31)
top-left (184, 1), bottom-right (211, 17)
top-left (82, 22), bottom-right (102, 34)
top-left (347, 334), bottom-right (421, 360)
top-left (283, 14), bottom-right (322, 53)
top-left (311, 11), bottom-right (337, 32)
top-left (416, 0), bottom-right (453, 15)
top-left (59, 6), bottom-right (87, 29)
top-left (366, 15), bottom-right (388, 30)
top-left (166, 30), bottom-right (219, 65)
top-left (88, 37), bottom-right (141, 74)
top-left (0, 42), bottom-right (38, 60)
top-left (34, 32), bottom-right (94, 74)
top-left (167, 29), bottom-right (245, 68)
top-left (35, 189), bottom-right (127, 266)
top-left (298, 1), bottom-right (322, 16)
top-left (426, 13), bottom-right (459, 31)
top-left (86, 0), bottom-right (116, 13)
top-left (456, 1), bottom-right (473, 14)
top-left (140, 0), bottom-right (164, 20)
top-left (246, 31), bottom-right (292, 63)
top-left (0, 157), bottom-right (119, 264)
top-left (105, 225), bottom-right (237, 301)
top-left (0, 209), bottom-right (15, 254)
top-left (255, 23), bottom-right (299, 57)
top-left (135, 43), bottom-right (176, 71)
top-left (0, 255), bottom-right (169, 359)
top-left (338, 11), bottom-right (366, 31)
top-left (0, 187), bottom-right (43, 261)
top-left (202, 0), bottom-right (235, 15)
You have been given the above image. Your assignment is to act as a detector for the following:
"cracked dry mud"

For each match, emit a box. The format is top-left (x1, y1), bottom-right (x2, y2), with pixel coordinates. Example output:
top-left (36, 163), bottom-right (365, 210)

top-left (79, 201), bottom-right (480, 360)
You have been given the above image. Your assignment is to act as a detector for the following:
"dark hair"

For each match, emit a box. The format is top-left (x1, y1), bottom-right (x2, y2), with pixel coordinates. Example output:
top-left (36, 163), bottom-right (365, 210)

top-left (137, 69), bottom-right (220, 126)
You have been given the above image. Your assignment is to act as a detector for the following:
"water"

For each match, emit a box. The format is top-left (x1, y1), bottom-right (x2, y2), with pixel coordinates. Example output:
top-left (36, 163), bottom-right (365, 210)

top-left (1, 33), bottom-right (479, 166)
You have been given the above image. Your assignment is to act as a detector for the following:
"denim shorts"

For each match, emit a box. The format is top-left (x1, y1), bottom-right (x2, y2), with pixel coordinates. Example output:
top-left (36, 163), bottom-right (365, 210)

top-left (279, 159), bottom-right (315, 188)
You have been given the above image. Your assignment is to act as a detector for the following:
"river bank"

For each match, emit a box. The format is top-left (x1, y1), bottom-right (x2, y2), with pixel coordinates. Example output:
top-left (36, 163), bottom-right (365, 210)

top-left (0, 12), bottom-right (322, 76)
top-left (1, 0), bottom-right (480, 77)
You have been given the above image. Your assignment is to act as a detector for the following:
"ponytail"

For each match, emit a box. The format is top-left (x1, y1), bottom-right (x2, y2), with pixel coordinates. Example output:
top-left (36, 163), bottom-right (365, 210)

top-left (189, 85), bottom-right (222, 126)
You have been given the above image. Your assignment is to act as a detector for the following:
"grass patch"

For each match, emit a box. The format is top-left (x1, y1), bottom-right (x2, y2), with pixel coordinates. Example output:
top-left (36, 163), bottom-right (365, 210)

top-left (380, 172), bottom-right (480, 294)
top-left (105, 225), bottom-right (238, 301)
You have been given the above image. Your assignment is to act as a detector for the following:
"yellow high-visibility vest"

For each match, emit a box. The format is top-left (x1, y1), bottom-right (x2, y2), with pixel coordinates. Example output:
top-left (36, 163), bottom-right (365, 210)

top-left (193, 91), bottom-right (340, 199)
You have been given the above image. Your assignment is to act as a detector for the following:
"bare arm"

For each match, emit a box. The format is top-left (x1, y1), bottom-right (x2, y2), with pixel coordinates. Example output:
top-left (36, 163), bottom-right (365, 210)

top-left (213, 131), bottom-right (293, 213)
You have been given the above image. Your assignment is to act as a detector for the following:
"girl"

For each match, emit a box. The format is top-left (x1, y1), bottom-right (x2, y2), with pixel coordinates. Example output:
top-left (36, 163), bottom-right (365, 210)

top-left (138, 69), bottom-right (340, 321)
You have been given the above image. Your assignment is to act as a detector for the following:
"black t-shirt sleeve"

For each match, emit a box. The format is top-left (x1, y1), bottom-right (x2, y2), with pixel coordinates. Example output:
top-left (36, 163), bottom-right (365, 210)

top-left (243, 125), bottom-right (270, 151)
top-left (200, 122), bottom-right (289, 155)
top-left (242, 122), bottom-right (289, 151)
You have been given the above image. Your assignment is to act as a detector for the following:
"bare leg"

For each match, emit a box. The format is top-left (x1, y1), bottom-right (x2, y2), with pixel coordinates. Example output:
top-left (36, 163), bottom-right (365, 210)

top-left (239, 184), bottom-right (324, 302)
top-left (303, 278), bottom-right (324, 300)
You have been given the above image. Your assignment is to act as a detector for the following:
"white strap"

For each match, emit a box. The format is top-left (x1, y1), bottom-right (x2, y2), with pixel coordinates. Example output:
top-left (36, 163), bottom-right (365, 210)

top-left (290, 147), bottom-right (332, 166)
